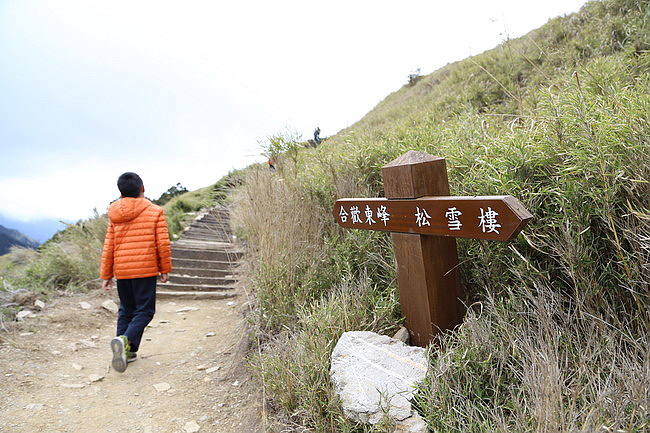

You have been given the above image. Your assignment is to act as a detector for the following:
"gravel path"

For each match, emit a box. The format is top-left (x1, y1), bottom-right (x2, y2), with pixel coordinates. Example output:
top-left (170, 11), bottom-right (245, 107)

top-left (0, 289), bottom-right (263, 433)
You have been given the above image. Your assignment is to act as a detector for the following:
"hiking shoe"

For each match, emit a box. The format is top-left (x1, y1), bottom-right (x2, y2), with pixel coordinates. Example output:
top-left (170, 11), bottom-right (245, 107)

top-left (127, 352), bottom-right (137, 363)
top-left (110, 335), bottom-right (129, 373)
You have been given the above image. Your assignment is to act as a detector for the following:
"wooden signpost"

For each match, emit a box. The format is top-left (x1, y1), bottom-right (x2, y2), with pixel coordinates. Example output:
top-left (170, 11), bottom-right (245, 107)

top-left (332, 151), bottom-right (532, 347)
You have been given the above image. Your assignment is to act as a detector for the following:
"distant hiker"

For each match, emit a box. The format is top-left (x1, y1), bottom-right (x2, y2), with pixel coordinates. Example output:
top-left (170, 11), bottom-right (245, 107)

top-left (100, 172), bottom-right (172, 373)
top-left (268, 157), bottom-right (276, 171)
top-left (314, 126), bottom-right (321, 145)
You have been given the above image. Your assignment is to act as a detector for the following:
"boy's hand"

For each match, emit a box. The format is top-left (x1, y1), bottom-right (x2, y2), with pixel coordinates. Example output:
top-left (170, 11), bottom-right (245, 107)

top-left (102, 279), bottom-right (113, 293)
top-left (160, 273), bottom-right (169, 283)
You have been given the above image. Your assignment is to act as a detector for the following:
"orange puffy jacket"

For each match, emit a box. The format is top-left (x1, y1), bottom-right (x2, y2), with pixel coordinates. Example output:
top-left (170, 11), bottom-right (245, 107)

top-left (100, 197), bottom-right (172, 280)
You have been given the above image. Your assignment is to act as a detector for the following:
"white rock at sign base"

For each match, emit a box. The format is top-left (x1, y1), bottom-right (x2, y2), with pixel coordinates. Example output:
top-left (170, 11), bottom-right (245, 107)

top-left (330, 331), bottom-right (428, 431)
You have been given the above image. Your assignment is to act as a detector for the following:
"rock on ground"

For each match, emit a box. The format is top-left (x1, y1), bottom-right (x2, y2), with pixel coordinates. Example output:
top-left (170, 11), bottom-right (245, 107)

top-left (153, 382), bottom-right (171, 392)
top-left (184, 420), bottom-right (200, 432)
top-left (16, 310), bottom-right (33, 321)
top-left (101, 300), bottom-right (118, 314)
top-left (330, 331), bottom-right (428, 431)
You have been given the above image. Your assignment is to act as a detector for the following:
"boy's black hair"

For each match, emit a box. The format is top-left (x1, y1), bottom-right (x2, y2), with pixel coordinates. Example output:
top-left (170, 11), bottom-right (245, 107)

top-left (117, 172), bottom-right (143, 198)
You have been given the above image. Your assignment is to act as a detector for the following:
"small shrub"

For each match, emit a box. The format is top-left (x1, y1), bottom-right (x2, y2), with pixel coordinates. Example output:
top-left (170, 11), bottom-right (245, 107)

top-left (408, 68), bottom-right (422, 86)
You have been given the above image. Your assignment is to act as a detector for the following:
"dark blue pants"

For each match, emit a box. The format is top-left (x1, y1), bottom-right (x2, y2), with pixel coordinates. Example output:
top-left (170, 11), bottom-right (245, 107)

top-left (116, 276), bottom-right (157, 353)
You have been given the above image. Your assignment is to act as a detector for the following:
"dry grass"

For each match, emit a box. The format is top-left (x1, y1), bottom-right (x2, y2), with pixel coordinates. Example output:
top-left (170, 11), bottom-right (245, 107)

top-left (421, 284), bottom-right (649, 432)
top-left (232, 157), bottom-right (401, 432)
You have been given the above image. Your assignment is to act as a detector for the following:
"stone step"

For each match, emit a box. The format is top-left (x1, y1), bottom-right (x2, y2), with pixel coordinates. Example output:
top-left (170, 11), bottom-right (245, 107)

top-left (172, 258), bottom-right (239, 271)
top-left (168, 274), bottom-right (237, 286)
top-left (183, 232), bottom-right (231, 240)
top-left (184, 223), bottom-right (231, 230)
top-left (183, 231), bottom-right (232, 239)
top-left (203, 209), bottom-right (230, 217)
top-left (156, 291), bottom-right (236, 300)
top-left (193, 223), bottom-right (229, 230)
top-left (171, 267), bottom-right (235, 278)
top-left (181, 235), bottom-right (231, 243)
top-left (157, 282), bottom-right (236, 292)
top-left (181, 229), bottom-right (231, 237)
top-left (171, 248), bottom-right (243, 262)
top-left (188, 214), bottom-right (228, 223)
top-left (197, 216), bottom-right (229, 224)
top-left (173, 239), bottom-right (234, 248)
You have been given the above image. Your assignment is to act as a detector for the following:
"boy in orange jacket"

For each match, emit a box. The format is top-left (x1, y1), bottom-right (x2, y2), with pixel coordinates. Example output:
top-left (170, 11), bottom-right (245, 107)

top-left (100, 172), bottom-right (172, 373)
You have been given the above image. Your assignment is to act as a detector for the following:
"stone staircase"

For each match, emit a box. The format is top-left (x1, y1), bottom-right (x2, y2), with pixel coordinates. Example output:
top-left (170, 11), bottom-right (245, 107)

top-left (157, 207), bottom-right (242, 299)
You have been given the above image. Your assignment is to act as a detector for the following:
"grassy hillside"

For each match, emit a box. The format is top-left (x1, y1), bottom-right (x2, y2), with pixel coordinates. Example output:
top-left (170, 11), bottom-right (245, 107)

top-left (0, 171), bottom-right (243, 304)
top-left (0, 214), bottom-right (107, 299)
top-left (233, 0), bottom-right (649, 431)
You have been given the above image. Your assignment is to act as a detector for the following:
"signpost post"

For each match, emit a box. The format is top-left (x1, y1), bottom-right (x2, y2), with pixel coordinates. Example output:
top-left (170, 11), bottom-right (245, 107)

top-left (332, 151), bottom-right (532, 347)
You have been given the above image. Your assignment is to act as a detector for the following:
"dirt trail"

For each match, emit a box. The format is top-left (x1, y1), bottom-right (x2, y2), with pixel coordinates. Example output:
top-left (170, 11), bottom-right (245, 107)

top-left (0, 289), bottom-right (264, 433)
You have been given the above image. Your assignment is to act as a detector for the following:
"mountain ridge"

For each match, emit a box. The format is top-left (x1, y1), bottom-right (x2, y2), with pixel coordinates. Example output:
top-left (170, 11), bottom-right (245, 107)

top-left (0, 224), bottom-right (39, 255)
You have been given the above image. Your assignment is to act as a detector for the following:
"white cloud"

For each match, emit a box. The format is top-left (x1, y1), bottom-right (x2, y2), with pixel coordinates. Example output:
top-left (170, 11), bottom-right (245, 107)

top-left (0, 164), bottom-right (116, 222)
top-left (0, 0), bottom-right (588, 223)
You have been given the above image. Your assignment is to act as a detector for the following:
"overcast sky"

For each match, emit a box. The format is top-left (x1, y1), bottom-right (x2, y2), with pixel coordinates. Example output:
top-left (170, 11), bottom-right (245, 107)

top-left (0, 0), bottom-right (587, 228)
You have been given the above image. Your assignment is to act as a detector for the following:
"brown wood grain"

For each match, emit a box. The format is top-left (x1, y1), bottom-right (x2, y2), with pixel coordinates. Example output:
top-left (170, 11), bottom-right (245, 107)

top-left (380, 151), bottom-right (463, 347)
top-left (332, 195), bottom-right (532, 241)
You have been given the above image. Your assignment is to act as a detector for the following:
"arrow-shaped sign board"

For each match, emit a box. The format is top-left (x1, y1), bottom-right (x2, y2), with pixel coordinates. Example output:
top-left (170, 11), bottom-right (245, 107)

top-left (332, 195), bottom-right (532, 241)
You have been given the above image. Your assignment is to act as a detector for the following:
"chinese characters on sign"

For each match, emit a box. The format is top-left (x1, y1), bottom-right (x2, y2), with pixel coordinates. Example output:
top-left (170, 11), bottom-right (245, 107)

top-left (339, 206), bottom-right (348, 223)
top-left (337, 202), bottom-right (505, 237)
top-left (377, 205), bottom-right (390, 226)
top-left (478, 207), bottom-right (501, 234)
top-left (415, 207), bottom-right (431, 227)
top-left (445, 207), bottom-right (462, 231)
top-left (364, 205), bottom-right (376, 225)
top-left (351, 206), bottom-right (362, 224)
top-left (341, 204), bottom-right (392, 226)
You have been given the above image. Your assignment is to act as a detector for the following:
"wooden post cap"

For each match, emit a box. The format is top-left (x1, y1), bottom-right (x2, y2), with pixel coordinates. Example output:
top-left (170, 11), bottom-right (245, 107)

top-left (381, 151), bottom-right (450, 199)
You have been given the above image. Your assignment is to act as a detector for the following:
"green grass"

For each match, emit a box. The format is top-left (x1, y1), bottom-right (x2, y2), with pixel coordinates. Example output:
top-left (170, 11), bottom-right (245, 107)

top-left (233, 0), bottom-right (650, 431)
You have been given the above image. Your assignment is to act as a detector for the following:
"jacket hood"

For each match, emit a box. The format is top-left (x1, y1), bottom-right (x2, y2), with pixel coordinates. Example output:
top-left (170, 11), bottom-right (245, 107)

top-left (108, 197), bottom-right (153, 223)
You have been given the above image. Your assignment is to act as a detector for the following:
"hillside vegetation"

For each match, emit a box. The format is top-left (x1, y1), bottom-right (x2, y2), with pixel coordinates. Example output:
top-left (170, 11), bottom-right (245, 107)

top-left (0, 173), bottom-right (240, 306)
top-left (233, 0), bottom-right (649, 431)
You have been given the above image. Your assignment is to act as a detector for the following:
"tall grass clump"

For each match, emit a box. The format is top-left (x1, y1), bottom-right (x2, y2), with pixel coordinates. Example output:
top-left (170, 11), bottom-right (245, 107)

top-left (419, 283), bottom-right (648, 432)
top-left (232, 140), bottom-right (401, 431)
top-left (233, 0), bottom-right (649, 431)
